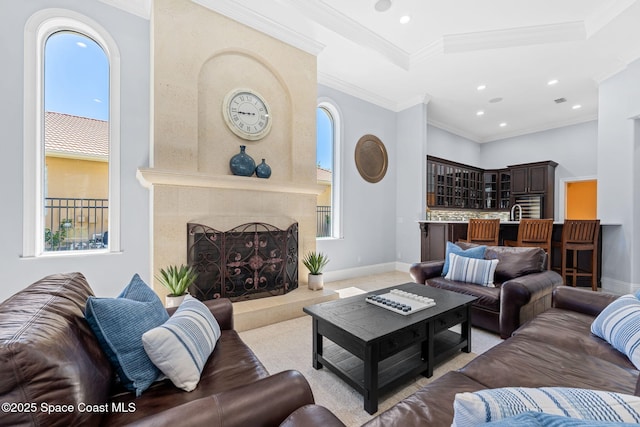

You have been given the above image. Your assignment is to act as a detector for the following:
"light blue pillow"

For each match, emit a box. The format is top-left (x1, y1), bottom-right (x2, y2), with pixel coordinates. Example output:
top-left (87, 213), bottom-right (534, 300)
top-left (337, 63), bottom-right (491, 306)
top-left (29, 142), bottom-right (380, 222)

top-left (452, 387), bottom-right (640, 427)
top-left (482, 412), bottom-right (640, 426)
top-left (445, 253), bottom-right (498, 287)
top-left (591, 294), bottom-right (640, 369)
top-left (442, 242), bottom-right (487, 276)
top-left (142, 295), bottom-right (221, 392)
top-left (85, 274), bottom-right (169, 396)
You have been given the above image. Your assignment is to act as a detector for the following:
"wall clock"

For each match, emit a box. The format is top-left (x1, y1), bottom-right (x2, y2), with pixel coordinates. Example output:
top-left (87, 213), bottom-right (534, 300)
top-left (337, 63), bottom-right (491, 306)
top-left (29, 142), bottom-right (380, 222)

top-left (222, 88), bottom-right (272, 141)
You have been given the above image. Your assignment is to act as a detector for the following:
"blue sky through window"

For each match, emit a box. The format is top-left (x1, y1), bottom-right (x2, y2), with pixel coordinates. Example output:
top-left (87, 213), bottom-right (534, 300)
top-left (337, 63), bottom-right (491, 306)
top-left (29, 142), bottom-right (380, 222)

top-left (316, 107), bottom-right (332, 170)
top-left (44, 31), bottom-right (109, 121)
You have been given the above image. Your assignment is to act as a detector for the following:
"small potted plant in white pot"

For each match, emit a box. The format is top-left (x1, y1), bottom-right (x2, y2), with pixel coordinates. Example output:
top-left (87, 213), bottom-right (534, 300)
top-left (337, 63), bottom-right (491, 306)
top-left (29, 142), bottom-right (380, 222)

top-left (302, 251), bottom-right (329, 291)
top-left (156, 264), bottom-right (198, 308)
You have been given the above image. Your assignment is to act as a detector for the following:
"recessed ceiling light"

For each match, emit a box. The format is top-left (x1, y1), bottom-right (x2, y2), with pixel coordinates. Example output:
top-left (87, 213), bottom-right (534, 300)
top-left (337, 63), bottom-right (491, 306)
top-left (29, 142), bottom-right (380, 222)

top-left (499, 122), bottom-right (507, 127)
top-left (547, 79), bottom-right (559, 86)
top-left (477, 85), bottom-right (486, 91)
top-left (374, 0), bottom-right (392, 12)
top-left (476, 110), bottom-right (485, 116)
top-left (399, 15), bottom-right (411, 24)
top-left (76, 42), bottom-right (87, 48)
top-left (572, 104), bottom-right (582, 110)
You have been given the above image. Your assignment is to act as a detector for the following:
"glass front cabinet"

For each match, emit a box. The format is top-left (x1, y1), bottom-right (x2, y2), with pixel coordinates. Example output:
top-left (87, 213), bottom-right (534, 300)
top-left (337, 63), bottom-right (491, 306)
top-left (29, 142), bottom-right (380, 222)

top-left (427, 157), bottom-right (510, 211)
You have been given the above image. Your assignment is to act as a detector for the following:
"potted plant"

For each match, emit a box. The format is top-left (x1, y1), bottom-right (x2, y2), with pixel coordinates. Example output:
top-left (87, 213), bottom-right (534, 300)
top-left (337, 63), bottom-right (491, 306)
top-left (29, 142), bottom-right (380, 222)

top-left (155, 264), bottom-right (198, 307)
top-left (302, 251), bottom-right (329, 290)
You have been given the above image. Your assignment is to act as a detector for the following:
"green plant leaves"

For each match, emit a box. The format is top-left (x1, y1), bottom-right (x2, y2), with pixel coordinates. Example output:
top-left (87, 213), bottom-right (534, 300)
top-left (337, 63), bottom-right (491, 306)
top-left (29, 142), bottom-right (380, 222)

top-left (302, 251), bottom-right (329, 275)
top-left (155, 264), bottom-right (198, 296)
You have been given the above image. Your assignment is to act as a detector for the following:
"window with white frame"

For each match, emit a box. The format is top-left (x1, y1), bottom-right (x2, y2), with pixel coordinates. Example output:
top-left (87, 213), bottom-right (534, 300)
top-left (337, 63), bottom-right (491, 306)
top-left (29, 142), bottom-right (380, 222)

top-left (316, 101), bottom-right (342, 239)
top-left (23, 10), bottom-right (121, 256)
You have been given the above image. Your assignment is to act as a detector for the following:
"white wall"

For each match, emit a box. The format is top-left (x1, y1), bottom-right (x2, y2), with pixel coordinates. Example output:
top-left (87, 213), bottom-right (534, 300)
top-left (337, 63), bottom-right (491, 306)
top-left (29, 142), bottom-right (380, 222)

top-left (480, 121), bottom-right (598, 219)
top-left (316, 85), bottom-right (398, 275)
top-left (396, 103), bottom-right (428, 266)
top-left (597, 58), bottom-right (640, 293)
top-left (427, 125), bottom-right (482, 167)
top-left (0, 1), bottom-right (150, 301)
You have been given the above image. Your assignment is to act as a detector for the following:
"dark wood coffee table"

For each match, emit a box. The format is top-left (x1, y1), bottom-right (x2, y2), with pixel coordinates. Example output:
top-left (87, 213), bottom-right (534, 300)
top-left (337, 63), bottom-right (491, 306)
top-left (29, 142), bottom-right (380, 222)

top-left (303, 282), bottom-right (477, 414)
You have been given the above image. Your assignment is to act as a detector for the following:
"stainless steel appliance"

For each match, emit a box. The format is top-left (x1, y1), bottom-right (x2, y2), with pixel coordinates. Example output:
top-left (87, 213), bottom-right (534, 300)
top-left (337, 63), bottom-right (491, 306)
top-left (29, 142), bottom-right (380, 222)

top-left (512, 195), bottom-right (544, 219)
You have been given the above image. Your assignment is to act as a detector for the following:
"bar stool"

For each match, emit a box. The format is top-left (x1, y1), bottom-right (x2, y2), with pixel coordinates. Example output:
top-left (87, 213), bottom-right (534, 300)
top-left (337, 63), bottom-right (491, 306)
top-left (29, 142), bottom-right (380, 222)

top-left (504, 219), bottom-right (554, 269)
top-left (462, 218), bottom-right (500, 246)
top-left (552, 219), bottom-right (600, 291)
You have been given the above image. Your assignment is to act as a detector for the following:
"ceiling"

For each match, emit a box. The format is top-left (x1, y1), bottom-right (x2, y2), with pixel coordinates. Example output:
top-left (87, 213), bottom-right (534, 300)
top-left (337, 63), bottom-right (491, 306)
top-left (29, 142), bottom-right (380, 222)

top-left (106, 0), bottom-right (640, 142)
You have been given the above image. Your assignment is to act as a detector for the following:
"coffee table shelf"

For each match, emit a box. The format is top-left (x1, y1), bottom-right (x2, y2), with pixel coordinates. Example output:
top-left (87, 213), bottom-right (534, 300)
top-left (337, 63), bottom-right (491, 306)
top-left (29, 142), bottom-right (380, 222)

top-left (304, 283), bottom-right (477, 414)
top-left (320, 327), bottom-right (467, 397)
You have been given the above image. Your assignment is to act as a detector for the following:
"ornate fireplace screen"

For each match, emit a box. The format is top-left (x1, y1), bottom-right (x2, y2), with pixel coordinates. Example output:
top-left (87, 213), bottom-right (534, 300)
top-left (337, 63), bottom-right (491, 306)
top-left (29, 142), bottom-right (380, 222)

top-left (187, 222), bottom-right (298, 302)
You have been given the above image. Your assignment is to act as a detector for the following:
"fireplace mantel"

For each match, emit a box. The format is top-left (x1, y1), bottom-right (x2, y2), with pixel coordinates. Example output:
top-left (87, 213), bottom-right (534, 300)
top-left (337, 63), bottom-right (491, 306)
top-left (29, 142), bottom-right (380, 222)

top-left (136, 168), bottom-right (324, 195)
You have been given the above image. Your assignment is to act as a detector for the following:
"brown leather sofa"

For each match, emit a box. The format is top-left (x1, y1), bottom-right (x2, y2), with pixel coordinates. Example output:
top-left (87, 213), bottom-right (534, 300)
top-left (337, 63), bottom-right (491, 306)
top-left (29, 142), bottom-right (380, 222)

top-left (0, 272), bottom-right (342, 427)
top-left (363, 287), bottom-right (640, 426)
top-left (410, 245), bottom-right (564, 338)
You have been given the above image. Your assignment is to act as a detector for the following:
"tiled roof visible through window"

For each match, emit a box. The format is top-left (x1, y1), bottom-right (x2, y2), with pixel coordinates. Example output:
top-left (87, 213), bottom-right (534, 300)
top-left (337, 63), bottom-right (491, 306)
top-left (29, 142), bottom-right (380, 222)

top-left (45, 112), bottom-right (108, 160)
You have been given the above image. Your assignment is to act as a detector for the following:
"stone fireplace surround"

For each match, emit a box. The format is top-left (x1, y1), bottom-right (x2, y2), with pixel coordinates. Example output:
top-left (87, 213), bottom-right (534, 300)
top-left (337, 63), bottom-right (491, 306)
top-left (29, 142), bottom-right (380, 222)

top-left (137, 168), bottom-right (323, 302)
top-left (145, 0), bottom-right (321, 304)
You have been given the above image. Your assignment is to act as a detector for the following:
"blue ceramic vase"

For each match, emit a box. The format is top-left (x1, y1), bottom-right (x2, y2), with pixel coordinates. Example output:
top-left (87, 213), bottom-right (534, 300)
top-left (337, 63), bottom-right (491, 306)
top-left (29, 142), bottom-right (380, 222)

top-left (255, 159), bottom-right (272, 179)
top-left (230, 145), bottom-right (256, 176)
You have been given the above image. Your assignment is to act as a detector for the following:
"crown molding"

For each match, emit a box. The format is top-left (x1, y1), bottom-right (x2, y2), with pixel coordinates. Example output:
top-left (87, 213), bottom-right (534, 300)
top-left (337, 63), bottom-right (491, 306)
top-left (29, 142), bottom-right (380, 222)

top-left (318, 72), bottom-right (398, 111)
top-left (479, 114), bottom-right (598, 143)
top-left (396, 94), bottom-right (432, 112)
top-left (278, 0), bottom-right (410, 70)
top-left (584, 0), bottom-right (638, 38)
top-left (427, 119), bottom-right (482, 143)
top-left (427, 114), bottom-right (598, 144)
top-left (191, 0), bottom-right (325, 56)
top-left (410, 39), bottom-right (444, 66)
top-left (99, 0), bottom-right (151, 19)
top-left (591, 47), bottom-right (640, 83)
top-left (443, 21), bottom-right (585, 54)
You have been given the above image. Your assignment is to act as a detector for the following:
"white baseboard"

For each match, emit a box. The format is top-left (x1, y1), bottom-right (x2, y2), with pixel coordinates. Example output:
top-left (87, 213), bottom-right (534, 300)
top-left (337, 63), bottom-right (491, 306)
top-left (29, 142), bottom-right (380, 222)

top-left (395, 261), bottom-right (413, 272)
top-left (323, 262), bottom-right (401, 283)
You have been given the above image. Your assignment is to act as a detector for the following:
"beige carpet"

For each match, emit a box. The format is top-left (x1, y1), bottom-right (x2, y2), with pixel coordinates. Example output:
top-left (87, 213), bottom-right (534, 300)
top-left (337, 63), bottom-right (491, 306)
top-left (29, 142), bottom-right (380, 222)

top-left (240, 314), bottom-right (484, 427)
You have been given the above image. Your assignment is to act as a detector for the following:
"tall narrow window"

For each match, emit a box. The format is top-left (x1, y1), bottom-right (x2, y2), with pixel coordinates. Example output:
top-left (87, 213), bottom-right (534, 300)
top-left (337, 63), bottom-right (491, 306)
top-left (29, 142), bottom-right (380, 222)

top-left (42, 31), bottom-right (109, 251)
top-left (316, 103), bottom-right (341, 238)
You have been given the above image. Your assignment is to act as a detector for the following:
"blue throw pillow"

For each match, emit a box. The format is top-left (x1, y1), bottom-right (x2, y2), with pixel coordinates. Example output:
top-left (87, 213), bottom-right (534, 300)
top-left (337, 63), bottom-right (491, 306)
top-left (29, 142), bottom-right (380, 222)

top-left (452, 387), bottom-right (640, 427)
top-left (85, 274), bottom-right (169, 396)
top-left (442, 241), bottom-right (487, 276)
top-left (591, 294), bottom-right (640, 369)
top-left (445, 253), bottom-right (498, 287)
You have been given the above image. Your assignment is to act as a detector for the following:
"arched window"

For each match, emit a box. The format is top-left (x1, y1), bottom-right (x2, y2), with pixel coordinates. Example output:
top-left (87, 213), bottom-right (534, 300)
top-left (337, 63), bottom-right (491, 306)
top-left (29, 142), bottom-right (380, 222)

top-left (316, 100), bottom-right (342, 239)
top-left (23, 10), bottom-right (121, 256)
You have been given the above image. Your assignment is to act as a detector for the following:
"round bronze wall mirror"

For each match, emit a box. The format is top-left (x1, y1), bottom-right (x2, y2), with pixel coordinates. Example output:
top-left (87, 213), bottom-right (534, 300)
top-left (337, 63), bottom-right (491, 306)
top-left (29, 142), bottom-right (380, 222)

top-left (354, 134), bottom-right (388, 183)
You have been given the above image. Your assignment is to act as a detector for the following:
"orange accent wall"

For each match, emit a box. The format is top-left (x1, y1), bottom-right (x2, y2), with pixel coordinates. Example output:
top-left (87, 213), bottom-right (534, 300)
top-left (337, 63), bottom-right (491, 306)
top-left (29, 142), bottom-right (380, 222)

top-left (566, 180), bottom-right (597, 219)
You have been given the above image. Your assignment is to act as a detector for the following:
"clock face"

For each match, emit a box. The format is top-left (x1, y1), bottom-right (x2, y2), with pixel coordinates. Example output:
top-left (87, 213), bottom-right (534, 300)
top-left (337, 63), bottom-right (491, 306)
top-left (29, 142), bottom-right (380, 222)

top-left (222, 89), bottom-right (272, 141)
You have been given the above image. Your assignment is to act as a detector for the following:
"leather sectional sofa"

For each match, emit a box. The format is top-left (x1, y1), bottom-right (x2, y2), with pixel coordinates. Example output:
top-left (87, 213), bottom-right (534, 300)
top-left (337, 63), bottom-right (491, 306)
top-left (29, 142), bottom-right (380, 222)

top-left (0, 272), bottom-right (343, 427)
top-left (363, 286), bottom-right (639, 426)
top-left (410, 244), bottom-right (564, 338)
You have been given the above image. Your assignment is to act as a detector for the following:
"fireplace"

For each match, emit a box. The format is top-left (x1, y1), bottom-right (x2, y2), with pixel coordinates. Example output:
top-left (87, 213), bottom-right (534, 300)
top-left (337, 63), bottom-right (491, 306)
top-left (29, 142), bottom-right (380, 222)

top-left (187, 222), bottom-right (298, 302)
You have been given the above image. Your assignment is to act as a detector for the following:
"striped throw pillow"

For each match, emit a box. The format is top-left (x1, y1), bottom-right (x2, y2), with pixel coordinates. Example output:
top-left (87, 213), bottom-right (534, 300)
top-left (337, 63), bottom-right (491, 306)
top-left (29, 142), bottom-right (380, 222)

top-left (591, 294), bottom-right (640, 369)
top-left (452, 387), bottom-right (640, 427)
top-left (142, 295), bottom-right (221, 391)
top-left (445, 252), bottom-right (498, 287)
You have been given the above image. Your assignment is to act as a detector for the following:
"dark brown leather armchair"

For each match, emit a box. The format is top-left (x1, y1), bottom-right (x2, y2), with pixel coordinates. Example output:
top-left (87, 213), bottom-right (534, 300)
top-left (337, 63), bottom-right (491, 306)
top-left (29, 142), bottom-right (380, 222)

top-left (410, 245), bottom-right (563, 339)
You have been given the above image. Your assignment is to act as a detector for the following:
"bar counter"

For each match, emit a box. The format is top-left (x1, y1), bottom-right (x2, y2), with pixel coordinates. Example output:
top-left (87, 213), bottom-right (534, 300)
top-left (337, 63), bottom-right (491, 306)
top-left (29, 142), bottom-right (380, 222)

top-left (417, 220), bottom-right (611, 287)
